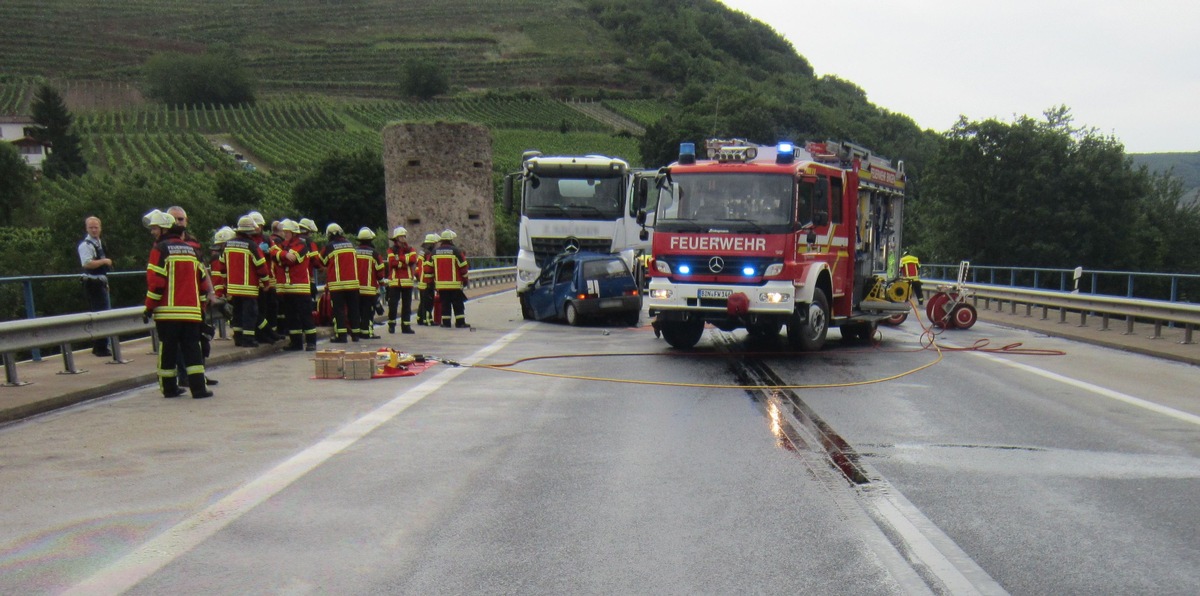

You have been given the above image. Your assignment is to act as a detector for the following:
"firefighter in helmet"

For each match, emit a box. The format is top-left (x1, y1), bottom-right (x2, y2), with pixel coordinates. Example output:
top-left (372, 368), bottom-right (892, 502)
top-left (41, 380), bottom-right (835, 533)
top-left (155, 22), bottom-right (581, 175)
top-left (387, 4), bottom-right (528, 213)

top-left (223, 216), bottom-right (270, 347)
top-left (416, 233), bottom-right (439, 326)
top-left (320, 223), bottom-right (360, 343)
top-left (385, 226), bottom-right (418, 334)
top-left (144, 211), bottom-right (214, 399)
top-left (427, 229), bottom-right (470, 328)
top-left (354, 227), bottom-right (385, 339)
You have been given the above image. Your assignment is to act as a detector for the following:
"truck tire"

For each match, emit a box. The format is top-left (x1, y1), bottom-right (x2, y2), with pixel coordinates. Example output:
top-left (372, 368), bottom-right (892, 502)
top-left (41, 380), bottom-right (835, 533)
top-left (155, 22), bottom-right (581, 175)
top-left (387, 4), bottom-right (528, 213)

top-left (788, 289), bottom-right (829, 351)
top-left (840, 321), bottom-right (877, 343)
top-left (660, 319), bottom-right (704, 349)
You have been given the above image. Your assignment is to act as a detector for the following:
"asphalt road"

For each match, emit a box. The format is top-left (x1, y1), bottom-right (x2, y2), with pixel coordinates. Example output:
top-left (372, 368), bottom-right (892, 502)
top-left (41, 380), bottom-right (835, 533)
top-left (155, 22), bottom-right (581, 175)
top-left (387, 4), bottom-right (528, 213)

top-left (1, 292), bottom-right (1197, 594)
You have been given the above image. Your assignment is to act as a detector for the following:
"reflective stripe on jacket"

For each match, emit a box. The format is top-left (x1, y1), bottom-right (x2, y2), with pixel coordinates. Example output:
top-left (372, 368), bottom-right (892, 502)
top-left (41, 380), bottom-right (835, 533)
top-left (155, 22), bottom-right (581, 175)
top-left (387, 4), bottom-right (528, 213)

top-left (321, 237), bottom-right (360, 292)
top-left (146, 233), bottom-right (210, 322)
top-left (222, 236), bottom-right (268, 297)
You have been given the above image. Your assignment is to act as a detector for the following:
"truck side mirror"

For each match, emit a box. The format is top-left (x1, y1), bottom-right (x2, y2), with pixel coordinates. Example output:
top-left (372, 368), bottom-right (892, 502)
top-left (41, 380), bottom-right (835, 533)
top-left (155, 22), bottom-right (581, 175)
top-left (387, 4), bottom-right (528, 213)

top-left (634, 178), bottom-right (649, 212)
top-left (502, 173), bottom-right (515, 214)
top-left (639, 229), bottom-right (649, 241)
top-left (636, 209), bottom-right (647, 225)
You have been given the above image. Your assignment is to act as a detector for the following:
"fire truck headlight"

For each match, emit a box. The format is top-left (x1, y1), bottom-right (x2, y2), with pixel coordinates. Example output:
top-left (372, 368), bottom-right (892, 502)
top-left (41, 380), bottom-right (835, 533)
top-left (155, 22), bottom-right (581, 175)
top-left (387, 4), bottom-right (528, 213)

top-left (759, 292), bottom-right (790, 304)
top-left (764, 263), bottom-right (784, 276)
top-left (678, 264), bottom-right (691, 275)
top-left (655, 260), bottom-right (671, 274)
top-left (650, 289), bottom-right (673, 300)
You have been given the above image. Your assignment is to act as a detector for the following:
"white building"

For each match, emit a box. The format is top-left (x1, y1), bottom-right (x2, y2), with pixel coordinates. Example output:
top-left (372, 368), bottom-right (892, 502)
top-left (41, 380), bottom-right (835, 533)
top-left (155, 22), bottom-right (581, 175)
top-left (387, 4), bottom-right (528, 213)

top-left (0, 115), bottom-right (51, 169)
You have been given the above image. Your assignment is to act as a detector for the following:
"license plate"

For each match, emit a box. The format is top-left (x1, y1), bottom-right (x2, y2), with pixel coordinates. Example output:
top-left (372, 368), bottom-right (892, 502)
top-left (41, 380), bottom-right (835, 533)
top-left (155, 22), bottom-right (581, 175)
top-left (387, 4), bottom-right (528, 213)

top-left (599, 299), bottom-right (623, 308)
top-left (698, 289), bottom-right (732, 299)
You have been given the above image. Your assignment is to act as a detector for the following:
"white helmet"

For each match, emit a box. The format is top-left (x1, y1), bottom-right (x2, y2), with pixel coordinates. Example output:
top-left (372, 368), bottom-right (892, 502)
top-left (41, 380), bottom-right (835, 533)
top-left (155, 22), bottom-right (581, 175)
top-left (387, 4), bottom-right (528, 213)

top-left (247, 211), bottom-right (265, 227)
top-left (325, 223), bottom-right (344, 236)
top-left (390, 226), bottom-right (407, 240)
top-left (142, 209), bottom-right (164, 229)
top-left (213, 226), bottom-right (236, 244)
top-left (280, 219), bottom-right (301, 234)
top-left (149, 211), bottom-right (175, 229)
top-left (439, 229), bottom-right (457, 241)
top-left (237, 216), bottom-right (257, 233)
top-left (357, 227), bottom-right (376, 241)
top-left (299, 218), bottom-right (318, 233)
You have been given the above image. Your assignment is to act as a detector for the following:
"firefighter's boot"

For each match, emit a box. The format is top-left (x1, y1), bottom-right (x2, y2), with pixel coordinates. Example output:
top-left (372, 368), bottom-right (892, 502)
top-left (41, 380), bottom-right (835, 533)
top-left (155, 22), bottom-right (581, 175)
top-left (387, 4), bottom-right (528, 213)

top-left (402, 322), bottom-right (415, 334)
top-left (189, 373), bottom-right (213, 399)
top-left (161, 377), bottom-right (185, 398)
top-left (388, 323), bottom-right (396, 334)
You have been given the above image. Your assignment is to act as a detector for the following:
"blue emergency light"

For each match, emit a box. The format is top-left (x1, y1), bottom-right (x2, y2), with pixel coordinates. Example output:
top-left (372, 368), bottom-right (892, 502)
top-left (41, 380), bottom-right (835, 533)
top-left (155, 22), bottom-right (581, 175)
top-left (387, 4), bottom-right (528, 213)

top-left (678, 264), bottom-right (692, 274)
top-left (742, 266), bottom-right (756, 276)
top-left (776, 141), bottom-right (796, 164)
top-left (679, 142), bottom-right (696, 165)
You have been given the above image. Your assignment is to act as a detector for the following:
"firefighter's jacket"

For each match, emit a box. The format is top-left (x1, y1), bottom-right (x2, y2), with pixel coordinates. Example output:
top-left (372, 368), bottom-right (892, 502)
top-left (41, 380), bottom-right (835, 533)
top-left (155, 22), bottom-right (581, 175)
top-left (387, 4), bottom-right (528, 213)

top-left (303, 235), bottom-right (323, 283)
top-left (145, 232), bottom-right (211, 322)
top-left (900, 254), bottom-right (921, 279)
top-left (209, 248), bottom-right (227, 298)
top-left (222, 235), bottom-right (269, 297)
top-left (251, 232), bottom-right (275, 289)
top-left (356, 242), bottom-right (385, 295)
top-left (416, 248), bottom-right (434, 290)
top-left (386, 243), bottom-right (418, 289)
top-left (321, 236), bottom-right (360, 293)
top-left (267, 233), bottom-right (287, 290)
top-left (427, 241), bottom-right (469, 291)
top-left (276, 236), bottom-right (313, 295)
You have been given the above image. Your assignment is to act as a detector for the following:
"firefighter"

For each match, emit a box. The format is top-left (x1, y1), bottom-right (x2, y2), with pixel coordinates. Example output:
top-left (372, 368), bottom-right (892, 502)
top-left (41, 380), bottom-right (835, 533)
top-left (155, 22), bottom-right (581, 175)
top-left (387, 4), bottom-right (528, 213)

top-left (267, 220), bottom-right (288, 338)
top-left (428, 229), bottom-right (470, 328)
top-left (416, 233), bottom-right (438, 326)
top-left (209, 226), bottom-right (234, 300)
top-left (320, 223), bottom-right (360, 343)
top-left (385, 226), bottom-right (418, 334)
top-left (143, 211), bottom-right (214, 399)
top-left (354, 227), bottom-right (385, 339)
top-left (299, 217), bottom-right (322, 310)
top-left (900, 251), bottom-right (924, 305)
top-left (247, 211), bottom-right (280, 343)
top-left (223, 216), bottom-right (270, 347)
top-left (276, 219), bottom-right (318, 351)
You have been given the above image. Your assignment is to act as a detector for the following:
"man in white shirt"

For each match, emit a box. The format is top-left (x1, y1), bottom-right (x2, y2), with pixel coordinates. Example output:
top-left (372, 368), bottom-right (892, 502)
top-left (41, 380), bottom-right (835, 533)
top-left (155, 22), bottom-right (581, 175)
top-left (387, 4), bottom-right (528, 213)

top-left (78, 216), bottom-right (113, 356)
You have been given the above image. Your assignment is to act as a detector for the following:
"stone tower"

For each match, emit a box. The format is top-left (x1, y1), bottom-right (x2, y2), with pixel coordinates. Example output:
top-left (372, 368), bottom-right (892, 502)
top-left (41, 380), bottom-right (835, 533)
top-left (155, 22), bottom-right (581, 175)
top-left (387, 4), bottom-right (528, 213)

top-left (382, 122), bottom-right (494, 258)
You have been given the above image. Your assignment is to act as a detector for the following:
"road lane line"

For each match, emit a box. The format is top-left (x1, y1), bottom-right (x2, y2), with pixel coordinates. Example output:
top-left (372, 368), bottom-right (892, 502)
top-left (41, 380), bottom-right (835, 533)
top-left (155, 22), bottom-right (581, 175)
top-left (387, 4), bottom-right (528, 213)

top-left (963, 349), bottom-right (1200, 427)
top-left (63, 325), bottom-right (530, 596)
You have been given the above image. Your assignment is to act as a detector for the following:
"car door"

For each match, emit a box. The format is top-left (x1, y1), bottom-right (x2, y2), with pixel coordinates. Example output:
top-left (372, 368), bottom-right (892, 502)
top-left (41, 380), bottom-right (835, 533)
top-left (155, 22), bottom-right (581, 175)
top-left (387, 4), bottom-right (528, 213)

top-left (527, 261), bottom-right (559, 320)
top-left (549, 258), bottom-right (578, 319)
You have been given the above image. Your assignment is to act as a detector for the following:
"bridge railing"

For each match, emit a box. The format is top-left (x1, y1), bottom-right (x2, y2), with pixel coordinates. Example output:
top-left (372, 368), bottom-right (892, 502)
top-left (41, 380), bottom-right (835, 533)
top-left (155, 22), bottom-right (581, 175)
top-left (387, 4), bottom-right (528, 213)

top-left (0, 265), bottom-right (516, 387)
top-left (924, 263), bottom-right (1200, 303)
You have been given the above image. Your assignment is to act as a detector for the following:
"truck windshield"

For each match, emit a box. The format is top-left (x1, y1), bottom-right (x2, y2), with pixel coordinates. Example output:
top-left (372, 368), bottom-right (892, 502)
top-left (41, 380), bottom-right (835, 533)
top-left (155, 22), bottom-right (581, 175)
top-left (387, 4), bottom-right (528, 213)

top-left (524, 176), bottom-right (624, 220)
top-left (659, 173), bottom-right (793, 226)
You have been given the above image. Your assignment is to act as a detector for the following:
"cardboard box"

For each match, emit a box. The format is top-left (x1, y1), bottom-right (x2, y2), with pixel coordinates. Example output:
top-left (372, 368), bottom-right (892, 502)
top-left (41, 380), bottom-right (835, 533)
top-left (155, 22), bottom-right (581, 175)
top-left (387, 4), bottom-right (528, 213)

top-left (314, 350), bottom-right (345, 379)
top-left (343, 351), bottom-right (376, 380)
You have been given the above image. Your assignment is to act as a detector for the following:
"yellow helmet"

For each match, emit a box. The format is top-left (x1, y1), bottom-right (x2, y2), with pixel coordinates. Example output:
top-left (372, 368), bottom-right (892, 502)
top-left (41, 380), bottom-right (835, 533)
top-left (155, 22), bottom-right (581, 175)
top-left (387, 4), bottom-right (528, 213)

top-left (142, 209), bottom-right (164, 229)
top-left (423, 233), bottom-right (439, 244)
top-left (325, 223), bottom-right (344, 236)
top-left (149, 211), bottom-right (175, 229)
top-left (237, 216), bottom-right (257, 233)
top-left (299, 218), bottom-right (318, 233)
top-left (439, 229), bottom-right (457, 241)
top-left (280, 219), bottom-right (301, 233)
top-left (247, 211), bottom-right (265, 227)
top-left (213, 226), bottom-right (236, 244)
top-left (390, 226), bottom-right (407, 240)
top-left (357, 227), bottom-right (376, 241)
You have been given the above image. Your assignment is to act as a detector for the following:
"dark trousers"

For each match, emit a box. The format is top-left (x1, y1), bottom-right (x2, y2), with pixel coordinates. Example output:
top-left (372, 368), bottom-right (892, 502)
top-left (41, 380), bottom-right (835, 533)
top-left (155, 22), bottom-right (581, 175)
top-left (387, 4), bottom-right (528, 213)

top-left (441, 288), bottom-right (466, 326)
top-left (417, 286), bottom-right (435, 324)
top-left (83, 277), bottom-right (110, 354)
top-left (156, 320), bottom-right (205, 396)
top-left (231, 295), bottom-right (259, 337)
top-left (330, 290), bottom-right (359, 338)
top-left (283, 293), bottom-right (316, 347)
top-left (387, 286), bottom-right (413, 329)
top-left (258, 287), bottom-right (278, 339)
top-left (358, 293), bottom-right (379, 337)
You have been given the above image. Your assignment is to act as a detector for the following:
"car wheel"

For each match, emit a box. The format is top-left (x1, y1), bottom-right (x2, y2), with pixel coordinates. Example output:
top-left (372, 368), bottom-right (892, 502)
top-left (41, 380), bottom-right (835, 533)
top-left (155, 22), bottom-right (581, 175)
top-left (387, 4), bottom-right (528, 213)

top-left (519, 294), bottom-right (534, 320)
top-left (565, 302), bottom-right (582, 326)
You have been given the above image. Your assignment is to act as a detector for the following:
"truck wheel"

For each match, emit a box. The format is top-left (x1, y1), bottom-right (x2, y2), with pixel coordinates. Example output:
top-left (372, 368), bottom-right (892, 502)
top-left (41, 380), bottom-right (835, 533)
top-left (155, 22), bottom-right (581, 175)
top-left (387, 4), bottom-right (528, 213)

top-left (519, 294), bottom-right (534, 320)
top-left (788, 289), bottom-right (829, 351)
top-left (565, 303), bottom-right (582, 326)
top-left (882, 312), bottom-right (908, 326)
top-left (840, 321), bottom-right (877, 342)
top-left (660, 319), bottom-right (704, 349)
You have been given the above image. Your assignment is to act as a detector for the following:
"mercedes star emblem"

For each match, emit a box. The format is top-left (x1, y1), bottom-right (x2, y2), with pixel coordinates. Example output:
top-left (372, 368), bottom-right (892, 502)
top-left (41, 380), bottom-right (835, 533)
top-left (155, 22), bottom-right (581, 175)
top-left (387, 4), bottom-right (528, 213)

top-left (708, 256), bottom-right (724, 273)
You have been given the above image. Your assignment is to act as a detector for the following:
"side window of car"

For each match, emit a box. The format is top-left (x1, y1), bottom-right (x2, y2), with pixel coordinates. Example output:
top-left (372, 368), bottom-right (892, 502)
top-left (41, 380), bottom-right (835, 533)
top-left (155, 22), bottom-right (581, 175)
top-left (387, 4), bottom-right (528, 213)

top-left (538, 264), bottom-right (555, 286)
top-left (556, 260), bottom-right (575, 284)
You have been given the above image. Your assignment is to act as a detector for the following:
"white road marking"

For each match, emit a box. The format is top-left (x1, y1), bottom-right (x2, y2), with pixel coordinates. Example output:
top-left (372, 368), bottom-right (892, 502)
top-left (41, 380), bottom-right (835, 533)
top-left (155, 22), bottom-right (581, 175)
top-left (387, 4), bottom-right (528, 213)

top-left (63, 326), bottom-right (529, 596)
top-left (963, 347), bottom-right (1200, 427)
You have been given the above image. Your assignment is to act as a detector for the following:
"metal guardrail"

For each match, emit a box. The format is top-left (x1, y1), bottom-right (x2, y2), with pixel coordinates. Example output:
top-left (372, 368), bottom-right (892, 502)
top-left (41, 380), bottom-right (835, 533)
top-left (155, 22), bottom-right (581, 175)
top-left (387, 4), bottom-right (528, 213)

top-left (923, 280), bottom-right (1200, 345)
top-left (925, 263), bottom-right (1200, 302)
top-left (0, 267), bottom-right (517, 387)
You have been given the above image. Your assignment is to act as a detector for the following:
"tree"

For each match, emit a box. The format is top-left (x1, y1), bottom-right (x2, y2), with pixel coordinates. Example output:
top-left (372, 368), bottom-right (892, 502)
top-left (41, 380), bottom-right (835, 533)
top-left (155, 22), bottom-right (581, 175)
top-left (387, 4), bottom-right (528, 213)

top-left (292, 148), bottom-right (386, 233)
top-left (0, 142), bottom-right (35, 226)
top-left (914, 107), bottom-right (1153, 270)
top-left (401, 60), bottom-right (449, 100)
top-left (31, 84), bottom-right (88, 178)
top-left (144, 48), bottom-right (256, 107)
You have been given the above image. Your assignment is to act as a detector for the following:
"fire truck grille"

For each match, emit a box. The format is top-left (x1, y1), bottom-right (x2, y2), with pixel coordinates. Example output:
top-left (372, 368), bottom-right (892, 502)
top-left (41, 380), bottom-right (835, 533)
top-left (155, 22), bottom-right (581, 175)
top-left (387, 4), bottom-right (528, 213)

top-left (688, 298), bottom-right (728, 308)
top-left (531, 237), bottom-right (612, 267)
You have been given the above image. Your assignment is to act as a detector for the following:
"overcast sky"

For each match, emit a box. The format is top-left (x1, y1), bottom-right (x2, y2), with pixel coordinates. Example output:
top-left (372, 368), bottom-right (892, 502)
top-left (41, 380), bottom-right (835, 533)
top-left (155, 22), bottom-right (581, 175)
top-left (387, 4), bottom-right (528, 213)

top-left (719, 0), bottom-right (1199, 153)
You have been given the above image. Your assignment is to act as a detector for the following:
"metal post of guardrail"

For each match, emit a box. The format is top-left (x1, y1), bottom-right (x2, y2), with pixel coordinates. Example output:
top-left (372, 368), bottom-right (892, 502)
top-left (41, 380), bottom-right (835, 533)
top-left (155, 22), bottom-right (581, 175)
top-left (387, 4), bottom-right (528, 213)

top-left (150, 327), bottom-right (160, 355)
top-left (3, 353), bottom-right (28, 386)
top-left (1100, 313), bottom-right (1111, 331)
top-left (1151, 321), bottom-right (1164, 340)
top-left (109, 336), bottom-right (129, 364)
top-left (1124, 316), bottom-right (1135, 335)
top-left (1078, 311), bottom-right (1088, 327)
top-left (1183, 325), bottom-right (1194, 345)
top-left (57, 343), bottom-right (85, 375)
top-left (23, 280), bottom-right (42, 363)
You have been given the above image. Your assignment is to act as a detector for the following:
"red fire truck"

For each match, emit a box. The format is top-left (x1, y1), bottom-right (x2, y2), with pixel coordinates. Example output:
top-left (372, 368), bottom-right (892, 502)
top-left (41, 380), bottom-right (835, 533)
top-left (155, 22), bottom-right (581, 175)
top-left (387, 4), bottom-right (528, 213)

top-left (644, 139), bottom-right (910, 350)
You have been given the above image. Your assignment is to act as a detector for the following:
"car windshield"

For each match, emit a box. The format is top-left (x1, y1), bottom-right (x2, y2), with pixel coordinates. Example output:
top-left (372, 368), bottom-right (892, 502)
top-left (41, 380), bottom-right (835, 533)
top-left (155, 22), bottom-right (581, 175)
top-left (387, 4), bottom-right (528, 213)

top-left (524, 176), bottom-right (625, 220)
top-left (582, 258), bottom-right (630, 280)
top-left (659, 173), bottom-right (793, 225)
